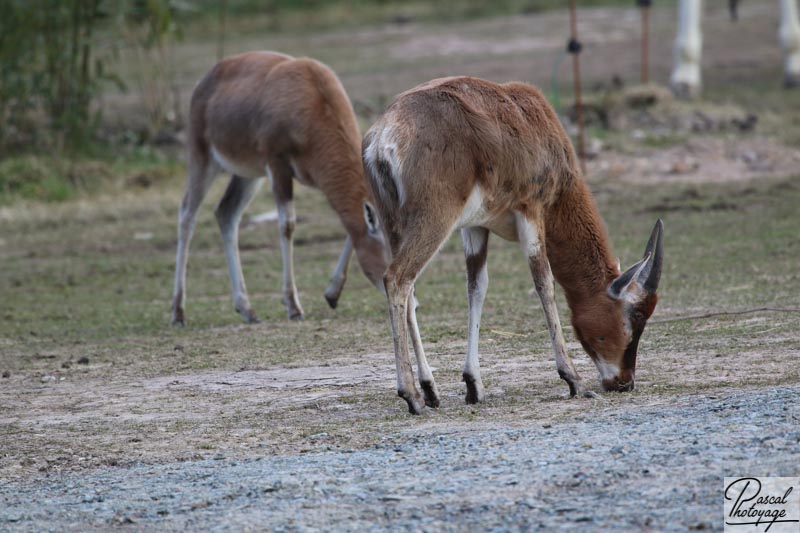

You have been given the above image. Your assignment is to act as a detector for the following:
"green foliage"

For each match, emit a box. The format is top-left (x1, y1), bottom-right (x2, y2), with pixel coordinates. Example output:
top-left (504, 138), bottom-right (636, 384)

top-left (0, 156), bottom-right (74, 203)
top-left (0, 0), bottom-right (188, 156)
top-left (0, 0), bottom-right (116, 154)
top-left (118, 0), bottom-right (188, 140)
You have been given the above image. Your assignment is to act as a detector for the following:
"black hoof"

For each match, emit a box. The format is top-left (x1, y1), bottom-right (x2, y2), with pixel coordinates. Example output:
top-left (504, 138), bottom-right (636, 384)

top-left (463, 373), bottom-right (485, 404)
top-left (238, 308), bottom-right (261, 324)
top-left (171, 309), bottom-right (186, 327)
top-left (398, 390), bottom-right (425, 415)
top-left (324, 293), bottom-right (339, 309)
top-left (420, 381), bottom-right (440, 408)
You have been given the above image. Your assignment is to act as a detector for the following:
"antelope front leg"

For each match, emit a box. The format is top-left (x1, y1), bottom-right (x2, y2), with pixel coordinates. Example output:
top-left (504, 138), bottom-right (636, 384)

top-left (780, 0), bottom-right (800, 87)
top-left (670, 0), bottom-right (703, 98)
top-left (272, 166), bottom-right (304, 320)
top-left (215, 176), bottom-right (264, 324)
top-left (386, 278), bottom-right (426, 415)
top-left (407, 288), bottom-right (440, 408)
top-left (461, 226), bottom-right (489, 404)
top-left (324, 236), bottom-right (353, 309)
top-left (515, 213), bottom-right (594, 399)
top-left (171, 158), bottom-right (218, 326)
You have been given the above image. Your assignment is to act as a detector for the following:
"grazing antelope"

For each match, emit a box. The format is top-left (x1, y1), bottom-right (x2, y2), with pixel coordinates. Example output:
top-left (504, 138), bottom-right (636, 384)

top-left (171, 51), bottom-right (386, 325)
top-left (672, 0), bottom-right (800, 97)
top-left (363, 77), bottom-right (664, 414)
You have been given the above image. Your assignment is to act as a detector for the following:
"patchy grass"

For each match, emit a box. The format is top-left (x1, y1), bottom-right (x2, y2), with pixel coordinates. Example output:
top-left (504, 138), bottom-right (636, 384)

top-left (183, 0), bottom-right (634, 33)
top-left (0, 148), bottom-right (181, 205)
top-left (1, 163), bottom-right (799, 479)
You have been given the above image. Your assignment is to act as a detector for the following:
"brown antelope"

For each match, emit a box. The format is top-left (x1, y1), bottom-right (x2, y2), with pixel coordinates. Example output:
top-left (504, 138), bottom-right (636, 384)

top-left (363, 77), bottom-right (664, 414)
top-left (171, 51), bottom-right (386, 325)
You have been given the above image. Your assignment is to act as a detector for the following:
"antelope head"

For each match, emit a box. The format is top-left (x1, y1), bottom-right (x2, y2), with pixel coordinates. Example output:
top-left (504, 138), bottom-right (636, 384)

top-left (571, 219), bottom-right (664, 392)
top-left (358, 201), bottom-right (389, 293)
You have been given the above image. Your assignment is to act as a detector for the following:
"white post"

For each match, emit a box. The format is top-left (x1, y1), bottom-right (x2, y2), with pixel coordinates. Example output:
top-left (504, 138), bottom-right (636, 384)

top-left (780, 0), bottom-right (800, 86)
top-left (671, 0), bottom-right (703, 98)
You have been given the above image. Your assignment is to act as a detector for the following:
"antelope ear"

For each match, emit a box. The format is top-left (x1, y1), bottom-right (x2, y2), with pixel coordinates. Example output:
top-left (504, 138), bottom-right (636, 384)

top-left (608, 252), bottom-right (651, 300)
top-left (363, 201), bottom-right (380, 235)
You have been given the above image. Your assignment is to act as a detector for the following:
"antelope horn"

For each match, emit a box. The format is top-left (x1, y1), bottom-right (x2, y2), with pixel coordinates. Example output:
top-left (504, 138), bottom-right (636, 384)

top-left (637, 219), bottom-right (664, 294)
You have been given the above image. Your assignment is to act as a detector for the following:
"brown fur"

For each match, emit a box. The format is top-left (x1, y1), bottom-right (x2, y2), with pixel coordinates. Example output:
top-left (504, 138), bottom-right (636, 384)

top-left (364, 77), bottom-right (661, 410)
top-left (195, 52), bottom-right (376, 248)
top-left (172, 51), bottom-right (386, 324)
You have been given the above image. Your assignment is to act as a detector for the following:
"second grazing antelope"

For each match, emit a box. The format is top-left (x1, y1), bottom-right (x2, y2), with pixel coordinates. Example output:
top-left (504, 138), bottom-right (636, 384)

top-left (363, 77), bottom-right (664, 415)
top-left (671, 0), bottom-right (800, 97)
top-left (171, 51), bottom-right (386, 325)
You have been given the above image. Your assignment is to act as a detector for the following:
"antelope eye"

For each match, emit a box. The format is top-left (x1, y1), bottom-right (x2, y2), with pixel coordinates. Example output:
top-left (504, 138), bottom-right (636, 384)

top-left (597, 336), bottom-right (605, 342)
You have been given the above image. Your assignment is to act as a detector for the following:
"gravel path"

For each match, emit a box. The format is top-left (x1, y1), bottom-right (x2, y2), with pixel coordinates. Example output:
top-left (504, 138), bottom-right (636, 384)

top-left (2, 385), bottom-right (799, 531)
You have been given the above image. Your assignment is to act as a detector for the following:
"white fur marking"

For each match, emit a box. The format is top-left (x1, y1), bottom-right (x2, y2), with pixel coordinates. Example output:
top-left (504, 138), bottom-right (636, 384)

top-left (456, 186), bottom-right (490, 230)
top-left (594, 359), bottom-right (621, 382)
top-left (514, 212), bottom-right (542, 258)
top-left (377, 125), bottom-right (405, 205)
top-left (211, 145), bottom-right (264, 179)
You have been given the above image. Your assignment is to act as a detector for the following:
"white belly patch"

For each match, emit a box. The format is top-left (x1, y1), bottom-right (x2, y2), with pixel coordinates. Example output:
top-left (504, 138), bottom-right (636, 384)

top-left (211, 145), bottom-right (265, 179)
top-left (455, 185), bottom-right (517, 241)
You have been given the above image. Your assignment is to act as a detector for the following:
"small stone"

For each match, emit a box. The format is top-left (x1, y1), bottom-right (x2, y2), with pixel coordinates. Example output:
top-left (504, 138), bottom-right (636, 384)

top-left (1, 371), bottom-right (9, 378)
top-left (62, 361), bottom-right (72, 369)
top-left (77, 357), bottom-right (90, 365)
top-left (41, 375), bottom-right (56, 383)
top-left (173, 345), bottom-right (184, 352)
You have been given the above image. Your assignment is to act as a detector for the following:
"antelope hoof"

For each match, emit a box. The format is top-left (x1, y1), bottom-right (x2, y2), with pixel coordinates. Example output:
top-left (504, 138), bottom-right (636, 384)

top-left (463, 373), bottom-right (485, 404)
top-left (283, 296), bottom-right (304, 321)
top-left (243, 310), bottom-right (261, 324)
top-left (671, 82), bottom-right (699, 100)
top-left (171, 307), bottom-right (186, 327)
top-left (420, 380), bottom-right (440, 408)
top-left (567, 381), bottom-right (599, 400)
top-left (324, 277), bottom-right (345, 309)
top-left (324, 292), bottom-right (339, 310)
top-left (398, 389), bottom-right (426, 415)
top-left (235, 304), bottom-right (261, 324)
top-left (558, 370), bottom-right (585, 398)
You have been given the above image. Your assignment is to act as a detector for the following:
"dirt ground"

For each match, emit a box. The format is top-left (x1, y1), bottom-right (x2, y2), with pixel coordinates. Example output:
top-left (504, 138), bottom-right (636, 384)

top-left (2, 2), bottom-right (800, 530)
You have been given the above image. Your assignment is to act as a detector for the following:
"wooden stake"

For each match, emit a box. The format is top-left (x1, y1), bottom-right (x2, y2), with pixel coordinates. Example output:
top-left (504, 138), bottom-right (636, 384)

top-left (639, 0), bottom-right (651, 84)
top-left (568, 0), bottom-right (586, 175)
